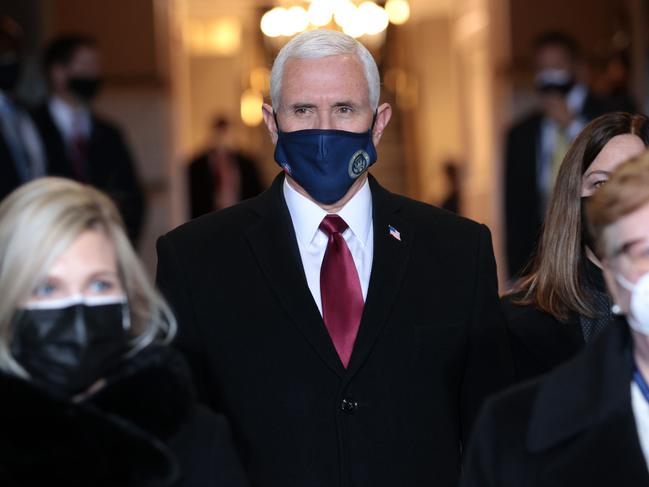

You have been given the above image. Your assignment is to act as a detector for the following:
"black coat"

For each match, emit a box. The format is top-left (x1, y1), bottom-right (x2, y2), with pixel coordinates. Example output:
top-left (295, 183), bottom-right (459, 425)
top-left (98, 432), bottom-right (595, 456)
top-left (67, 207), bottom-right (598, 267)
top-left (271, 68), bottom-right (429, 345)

top-left (156, 174), bottom-right (513, 487)
top-left (461, 319), bottom-right (649, 487)
top-left (501, 295), bottom-right (584, 382)
top-left (188, 150), bottom-right (264, 219)
top-left (504, 93), bottom-right (622, 277)
top-left (0, 132), bottom-right (22, 201)
top-left (0, 346), bottom-right (248, 487)
top-left (31, 103), bottom-right (145, 243)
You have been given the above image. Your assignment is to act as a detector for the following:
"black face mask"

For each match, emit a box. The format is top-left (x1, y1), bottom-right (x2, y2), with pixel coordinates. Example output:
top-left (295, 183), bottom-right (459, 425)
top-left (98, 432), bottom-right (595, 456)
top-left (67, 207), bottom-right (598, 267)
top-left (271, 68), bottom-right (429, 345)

top-left (581, 196), bottom-right (596, 251)
top-left (67, 76), bottom-right (102, 103)
top-left (0, 60), bottom-right (21, 92)
top-left (10, 297), bottom-right (130, 396)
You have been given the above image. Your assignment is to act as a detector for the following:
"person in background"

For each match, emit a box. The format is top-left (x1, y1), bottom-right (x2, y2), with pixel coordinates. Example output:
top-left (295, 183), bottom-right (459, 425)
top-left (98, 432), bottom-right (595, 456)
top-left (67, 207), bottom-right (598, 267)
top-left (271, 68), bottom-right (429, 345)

top-left (0, 16), bottom-right (45, 201)
top-left (0, 178), bottom-right (248, 487)
top-left (157, 29), bottom-right (512, 487)
top-left (188, 115), bottom-right (264, 219)
top-left (32, 34), bottom-right (145, 244)
top-left (440, 160), bottom-right (461, 213)
top-left (461, 150), bottom-right (649, 487)
top-left (503, 112), bottom-right (649, 382)
top-left (599, 50), bottom-right (638, 113)
top-left (505, 31), bottom-right (630, 278)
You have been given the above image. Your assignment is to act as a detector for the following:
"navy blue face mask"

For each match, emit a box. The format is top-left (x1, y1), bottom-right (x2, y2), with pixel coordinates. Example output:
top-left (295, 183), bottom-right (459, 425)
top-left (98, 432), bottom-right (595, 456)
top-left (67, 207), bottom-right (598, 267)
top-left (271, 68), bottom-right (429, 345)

top-left (273, 113), bottom-right (377, 204)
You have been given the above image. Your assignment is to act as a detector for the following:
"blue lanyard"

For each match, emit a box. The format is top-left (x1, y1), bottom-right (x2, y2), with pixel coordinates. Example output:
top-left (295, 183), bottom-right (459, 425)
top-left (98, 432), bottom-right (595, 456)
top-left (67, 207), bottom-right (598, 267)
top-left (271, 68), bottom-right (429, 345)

top-left (633, 364), bottom-right (649, 404)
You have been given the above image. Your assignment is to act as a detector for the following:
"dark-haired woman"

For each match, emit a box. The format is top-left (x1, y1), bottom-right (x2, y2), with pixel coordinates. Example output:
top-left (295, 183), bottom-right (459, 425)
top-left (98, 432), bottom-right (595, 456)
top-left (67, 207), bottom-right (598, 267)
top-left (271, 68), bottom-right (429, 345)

top-left (503, 112), bottom-right (649, 382)
top-left (461, 146), bottom-right (649, 487)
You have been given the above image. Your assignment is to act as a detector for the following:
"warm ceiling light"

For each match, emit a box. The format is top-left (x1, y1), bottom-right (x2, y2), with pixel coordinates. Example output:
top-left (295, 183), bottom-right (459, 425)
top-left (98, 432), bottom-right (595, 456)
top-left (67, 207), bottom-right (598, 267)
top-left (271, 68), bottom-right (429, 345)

top-left (385, 0), bottom-right (410, 25)
top-left (307, 0), bottom-right (334, 27)
top-left (240, 89), bottom-right (264, 126)
top-left (359, 2), bottom-right (389, 36)
top-left (286, 6), bottom-right (310, 35)
top-left (260, 7), bottom-right (285, 37)
top-left (333, 0), bottom-right (357, 31)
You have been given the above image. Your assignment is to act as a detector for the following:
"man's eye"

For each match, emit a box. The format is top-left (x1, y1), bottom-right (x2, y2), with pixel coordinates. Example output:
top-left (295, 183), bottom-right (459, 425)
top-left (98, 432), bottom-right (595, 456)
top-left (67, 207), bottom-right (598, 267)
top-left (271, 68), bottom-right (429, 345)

top-left (337, 106), bottom-right (353, 114)
top-left (294, 107), bottom-right (310, 115)
top-left (32, 282), bottom-right (56, 297)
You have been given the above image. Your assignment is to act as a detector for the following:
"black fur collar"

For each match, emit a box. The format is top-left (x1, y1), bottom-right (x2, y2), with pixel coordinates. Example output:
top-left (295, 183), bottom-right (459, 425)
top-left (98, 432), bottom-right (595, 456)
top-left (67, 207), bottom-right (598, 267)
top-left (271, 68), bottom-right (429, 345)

top-left (0, 346), bottom-right (195, 487)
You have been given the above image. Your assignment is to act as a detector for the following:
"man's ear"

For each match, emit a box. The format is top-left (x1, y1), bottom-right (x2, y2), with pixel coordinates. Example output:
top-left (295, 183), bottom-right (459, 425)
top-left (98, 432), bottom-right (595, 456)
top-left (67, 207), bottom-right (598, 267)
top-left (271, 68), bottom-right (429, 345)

top-left (372, 102), bottom-right (392, 147)
top-left (262, 103), bottom-right (278, 145)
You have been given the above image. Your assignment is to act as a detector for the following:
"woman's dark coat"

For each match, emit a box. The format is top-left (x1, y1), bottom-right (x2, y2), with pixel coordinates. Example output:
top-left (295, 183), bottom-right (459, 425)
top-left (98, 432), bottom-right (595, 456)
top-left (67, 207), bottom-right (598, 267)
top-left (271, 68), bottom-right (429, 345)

top-left (0, 346), bottom-right (248, 487)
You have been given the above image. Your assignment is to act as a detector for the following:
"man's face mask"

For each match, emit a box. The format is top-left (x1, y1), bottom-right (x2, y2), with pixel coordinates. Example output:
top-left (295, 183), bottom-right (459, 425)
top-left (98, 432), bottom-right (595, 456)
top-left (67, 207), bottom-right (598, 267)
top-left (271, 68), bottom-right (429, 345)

top-left (535, 68), bottom-right (575, 96)
top-left (273, 113), bottom-right (378, 205)
top-left (10, 295), bottom-right (131, 396)
top-left (67, 76), bottom-right (102, 103)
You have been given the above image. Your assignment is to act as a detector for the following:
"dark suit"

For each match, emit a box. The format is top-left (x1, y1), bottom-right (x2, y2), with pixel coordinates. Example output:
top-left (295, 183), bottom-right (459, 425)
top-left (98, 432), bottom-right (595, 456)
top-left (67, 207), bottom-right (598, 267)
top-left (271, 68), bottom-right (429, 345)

top-left (501, 295), bottom-right (584, 382)
top-left (188, 150), bottom-right (264, 219)
top-left (31, 103), bottom-right (145, 243)
top-left (0, 134), bottom-right (22, 201)
top-left (156, 174), bottom-right (513, 487)
top-left (504, 93), bottom-right (621, 277)
top-left (461, 319), bottom-right (649, 487)
top-left (0, 99), bottom-right (43, 201)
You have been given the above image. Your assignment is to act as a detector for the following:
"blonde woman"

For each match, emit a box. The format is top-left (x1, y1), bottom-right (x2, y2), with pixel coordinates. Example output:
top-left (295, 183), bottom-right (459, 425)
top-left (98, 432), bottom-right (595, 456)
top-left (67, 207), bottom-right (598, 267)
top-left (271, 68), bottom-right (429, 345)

top-left (0, 178), bottom-right (247, 487)
top-left (461, 149), bottom-right (649, 487)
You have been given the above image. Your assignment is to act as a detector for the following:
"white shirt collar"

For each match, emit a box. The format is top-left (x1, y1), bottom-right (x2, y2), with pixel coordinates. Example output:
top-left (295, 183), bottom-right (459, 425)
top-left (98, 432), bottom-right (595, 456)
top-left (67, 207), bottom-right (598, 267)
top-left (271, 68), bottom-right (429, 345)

top-left (283, 176), bottom-right (373, 248)
top-left (48, 96), bottom-right (91, 140)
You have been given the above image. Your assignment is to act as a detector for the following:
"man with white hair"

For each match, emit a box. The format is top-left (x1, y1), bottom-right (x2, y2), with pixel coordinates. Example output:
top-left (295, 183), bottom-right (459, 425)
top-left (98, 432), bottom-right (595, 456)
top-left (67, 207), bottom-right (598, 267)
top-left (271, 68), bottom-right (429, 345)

top-left (157, 29), bottom-right (512, 487)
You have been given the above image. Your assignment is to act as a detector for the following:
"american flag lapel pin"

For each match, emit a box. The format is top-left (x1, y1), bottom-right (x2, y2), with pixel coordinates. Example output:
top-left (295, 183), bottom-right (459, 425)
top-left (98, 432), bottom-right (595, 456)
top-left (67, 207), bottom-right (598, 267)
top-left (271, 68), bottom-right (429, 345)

top-left (388, 225), bottom-right (401, 242)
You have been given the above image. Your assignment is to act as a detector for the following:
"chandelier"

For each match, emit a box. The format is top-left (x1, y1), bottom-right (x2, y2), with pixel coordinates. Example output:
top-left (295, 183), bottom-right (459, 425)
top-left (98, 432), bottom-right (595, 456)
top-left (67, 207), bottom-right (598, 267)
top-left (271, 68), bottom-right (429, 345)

top-left (260, 0), bottom-right (411, 39)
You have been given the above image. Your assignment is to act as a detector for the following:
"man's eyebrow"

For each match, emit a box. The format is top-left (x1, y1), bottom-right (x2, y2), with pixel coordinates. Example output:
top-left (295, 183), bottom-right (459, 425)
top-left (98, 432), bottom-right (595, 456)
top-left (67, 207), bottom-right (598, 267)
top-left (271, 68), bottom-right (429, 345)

top-left (289, 103), bottom-right (317, 110)
top-left (331, 101), bottom-right (360, 108)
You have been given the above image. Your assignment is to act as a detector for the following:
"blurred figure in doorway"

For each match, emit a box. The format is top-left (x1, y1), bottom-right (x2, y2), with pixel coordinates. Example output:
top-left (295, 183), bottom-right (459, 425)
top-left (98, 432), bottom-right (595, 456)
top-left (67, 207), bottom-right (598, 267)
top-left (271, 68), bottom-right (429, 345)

top-left (187, 115), bottom-right (264, 219)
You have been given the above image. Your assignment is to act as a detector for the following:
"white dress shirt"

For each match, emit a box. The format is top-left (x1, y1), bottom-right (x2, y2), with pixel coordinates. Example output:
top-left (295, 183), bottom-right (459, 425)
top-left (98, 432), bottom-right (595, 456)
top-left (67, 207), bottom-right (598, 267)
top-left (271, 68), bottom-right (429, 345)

top-left (48, 96), bottom-right (91, 144)
top-left (283, 177), bottom-right (374, 316)
top-left (631, 380), bottom-right (649, 467)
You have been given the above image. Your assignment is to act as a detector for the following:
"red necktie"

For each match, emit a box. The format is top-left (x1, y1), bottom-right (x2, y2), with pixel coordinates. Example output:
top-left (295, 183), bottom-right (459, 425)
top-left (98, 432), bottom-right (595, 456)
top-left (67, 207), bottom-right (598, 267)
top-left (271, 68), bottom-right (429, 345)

top-left (319, 215), bottom-right (364, 368)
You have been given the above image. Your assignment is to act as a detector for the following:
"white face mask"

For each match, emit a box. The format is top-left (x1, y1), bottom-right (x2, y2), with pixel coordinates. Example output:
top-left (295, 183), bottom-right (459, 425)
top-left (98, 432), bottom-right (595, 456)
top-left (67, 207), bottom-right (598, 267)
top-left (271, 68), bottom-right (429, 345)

top-left (614, 272), bottom-right (649, 336)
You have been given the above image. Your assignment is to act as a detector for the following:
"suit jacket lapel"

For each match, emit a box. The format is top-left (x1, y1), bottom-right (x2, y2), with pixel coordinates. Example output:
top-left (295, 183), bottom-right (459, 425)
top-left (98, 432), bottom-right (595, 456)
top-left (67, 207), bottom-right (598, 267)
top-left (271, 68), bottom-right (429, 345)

top-left (245, 175), bottom-right (345, 377)
top-left (345, 176), bottom-right (413, 378)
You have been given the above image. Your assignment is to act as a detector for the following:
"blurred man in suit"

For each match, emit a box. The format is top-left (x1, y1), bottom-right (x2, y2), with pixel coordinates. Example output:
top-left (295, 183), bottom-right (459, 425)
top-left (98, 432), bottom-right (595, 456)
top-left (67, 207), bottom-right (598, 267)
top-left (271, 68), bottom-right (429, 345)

top-left (0, 17), bottom-right (45, 201)
top-left (157, 29), bottom-right (512, 487)
top-left (505, 31), bottom-right (632, 278)
top-left (187, 115), bottom-right (264, 219)
top-left (32, 34), bottom-right (144, 243)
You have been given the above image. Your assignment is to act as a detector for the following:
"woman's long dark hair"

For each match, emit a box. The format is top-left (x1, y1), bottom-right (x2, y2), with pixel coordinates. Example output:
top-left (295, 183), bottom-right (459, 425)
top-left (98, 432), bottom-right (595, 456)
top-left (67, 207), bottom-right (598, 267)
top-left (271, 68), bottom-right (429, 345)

top-left (512, 112), bottom-right (649, 321)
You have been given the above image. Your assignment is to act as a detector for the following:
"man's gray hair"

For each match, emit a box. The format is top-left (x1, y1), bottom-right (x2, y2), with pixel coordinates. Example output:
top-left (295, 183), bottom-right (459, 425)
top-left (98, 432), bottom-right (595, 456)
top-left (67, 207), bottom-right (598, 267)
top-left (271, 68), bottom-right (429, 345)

top-left (270, 29), bottom-right (380, 110)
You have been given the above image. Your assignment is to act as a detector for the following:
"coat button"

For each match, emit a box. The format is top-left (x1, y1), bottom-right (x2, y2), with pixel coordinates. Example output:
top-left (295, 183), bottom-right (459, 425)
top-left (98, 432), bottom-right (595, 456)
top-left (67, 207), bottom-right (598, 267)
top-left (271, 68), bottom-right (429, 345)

top-left (341, 398), bottom-right (359, 414)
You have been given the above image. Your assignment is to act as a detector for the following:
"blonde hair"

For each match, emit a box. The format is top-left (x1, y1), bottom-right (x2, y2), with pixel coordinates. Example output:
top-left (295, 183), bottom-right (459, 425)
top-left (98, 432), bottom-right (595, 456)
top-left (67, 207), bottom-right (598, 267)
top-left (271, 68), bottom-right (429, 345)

top-left (587, 150), bottom-right (649, 258)
top-left (512, 112), bottom-right (649, 321)
top-left (0, 177), bottom-right (176, 377)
